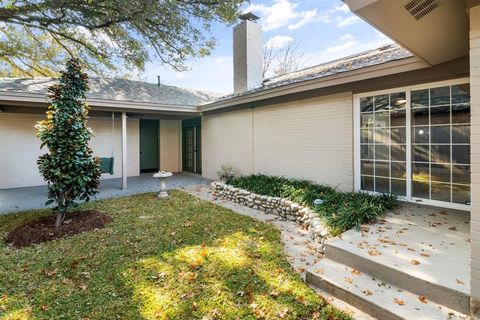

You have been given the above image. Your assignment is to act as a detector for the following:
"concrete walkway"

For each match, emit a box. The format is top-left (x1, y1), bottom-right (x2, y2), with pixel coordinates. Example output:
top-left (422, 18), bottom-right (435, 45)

top-left (0, 173), bottom-right (210, 214)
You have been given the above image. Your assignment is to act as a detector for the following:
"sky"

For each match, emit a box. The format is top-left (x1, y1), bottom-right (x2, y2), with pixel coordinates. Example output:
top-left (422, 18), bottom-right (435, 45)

top-left (143, 0), bottom-right (393, 94)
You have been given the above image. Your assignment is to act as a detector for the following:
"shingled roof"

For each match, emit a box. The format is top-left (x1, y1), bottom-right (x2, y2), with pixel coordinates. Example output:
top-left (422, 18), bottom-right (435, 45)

top-left (207, 44), bottom-right (413, 105)
top-left (0, 77), bottom-right (221, 106)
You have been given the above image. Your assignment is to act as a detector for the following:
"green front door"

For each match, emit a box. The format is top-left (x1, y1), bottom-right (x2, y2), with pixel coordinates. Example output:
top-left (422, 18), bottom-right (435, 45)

top-left (140, 119), bottom-right (159, 172)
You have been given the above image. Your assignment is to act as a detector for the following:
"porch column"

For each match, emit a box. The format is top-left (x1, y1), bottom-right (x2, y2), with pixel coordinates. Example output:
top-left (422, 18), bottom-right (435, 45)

top-left (470, 3), bottom-right (480, 318)
top-left (121, 112), bottom-right (127, 190)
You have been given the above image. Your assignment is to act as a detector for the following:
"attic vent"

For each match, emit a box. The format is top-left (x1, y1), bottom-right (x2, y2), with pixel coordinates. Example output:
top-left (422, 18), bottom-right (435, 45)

top-left (404, 0), bottom-right (439, 20)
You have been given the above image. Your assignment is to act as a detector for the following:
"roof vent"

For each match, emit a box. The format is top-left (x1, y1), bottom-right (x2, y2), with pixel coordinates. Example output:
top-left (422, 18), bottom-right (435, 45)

top-left (404, 0), bottom-right (439, 20)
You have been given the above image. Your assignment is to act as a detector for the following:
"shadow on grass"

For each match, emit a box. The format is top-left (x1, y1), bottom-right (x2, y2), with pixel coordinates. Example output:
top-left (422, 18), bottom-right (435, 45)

top-left (0, 191), bottom-right (350, 320)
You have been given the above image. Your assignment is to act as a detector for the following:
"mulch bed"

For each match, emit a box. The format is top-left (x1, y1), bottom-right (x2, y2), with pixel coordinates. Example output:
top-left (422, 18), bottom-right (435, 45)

top-left (5, 210), bottom-right (112, 249)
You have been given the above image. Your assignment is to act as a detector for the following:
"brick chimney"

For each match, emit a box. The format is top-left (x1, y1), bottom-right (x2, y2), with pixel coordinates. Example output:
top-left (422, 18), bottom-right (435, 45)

top-left (233, 12), bottom-right (263, 94)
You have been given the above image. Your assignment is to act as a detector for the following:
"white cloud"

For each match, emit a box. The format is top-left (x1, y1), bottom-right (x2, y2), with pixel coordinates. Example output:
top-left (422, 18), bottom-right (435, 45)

top-left (340, 33), bottom-right (355, 42)
top-left (333, 3), bottom-right (350, 13)
top-left (246, 0), bottom-right (324, 31)
top-left (265, 35), bottom-right (294, 49)
top-left (336, 15), bottom-right (361, 27)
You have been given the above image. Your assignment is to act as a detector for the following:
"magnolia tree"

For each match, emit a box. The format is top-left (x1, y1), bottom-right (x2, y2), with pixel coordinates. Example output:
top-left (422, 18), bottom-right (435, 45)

top-left (36, 58), bottom-right (101, 228)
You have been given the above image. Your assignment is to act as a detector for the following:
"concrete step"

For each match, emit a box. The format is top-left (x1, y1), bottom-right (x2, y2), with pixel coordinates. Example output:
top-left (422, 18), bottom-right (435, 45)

top-left (306, 259), bottom-right (468, 320)
top-left (325, 241), bottom-right (470, 314)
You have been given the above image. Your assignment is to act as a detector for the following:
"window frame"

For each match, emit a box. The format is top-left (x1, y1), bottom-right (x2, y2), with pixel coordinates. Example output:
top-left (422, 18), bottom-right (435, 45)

top-left (354, 77), bottom-right (470, 211)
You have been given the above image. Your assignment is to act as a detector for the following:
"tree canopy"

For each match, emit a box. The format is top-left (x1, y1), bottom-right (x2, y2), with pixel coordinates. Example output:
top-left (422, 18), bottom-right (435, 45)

top-left (0, 0), bottom-right (245, 77)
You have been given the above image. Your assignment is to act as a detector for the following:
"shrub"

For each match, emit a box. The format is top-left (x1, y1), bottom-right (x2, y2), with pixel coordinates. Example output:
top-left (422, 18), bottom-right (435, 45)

top-left (226, 174), bottom-right (397, 233)
top-left (36, 58), bottom-right (101, 228)
top-left (217, 164), bottom-right (235, 182)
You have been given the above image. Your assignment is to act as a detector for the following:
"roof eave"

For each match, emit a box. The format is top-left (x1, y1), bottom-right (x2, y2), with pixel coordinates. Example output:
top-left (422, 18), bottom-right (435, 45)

top-left (199, 56), bottom-right (428, 112)
top-left (0, 91), bottom-right (199, 114)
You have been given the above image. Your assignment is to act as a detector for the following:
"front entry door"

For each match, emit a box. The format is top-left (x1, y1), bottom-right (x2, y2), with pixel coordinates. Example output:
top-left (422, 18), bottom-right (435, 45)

top-left (140, 119), bottom-right (159, 172)
top-left (182, 118), bottom-right (201, 174)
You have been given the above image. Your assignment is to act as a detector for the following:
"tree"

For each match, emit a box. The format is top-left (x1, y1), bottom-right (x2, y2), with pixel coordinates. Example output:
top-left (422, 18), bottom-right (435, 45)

top-left (0, 0), bottom-right (245, 77)
top-left (263, 41), bottom-right (306, 78)
top-left (36, 58), bottom-right (102, 229)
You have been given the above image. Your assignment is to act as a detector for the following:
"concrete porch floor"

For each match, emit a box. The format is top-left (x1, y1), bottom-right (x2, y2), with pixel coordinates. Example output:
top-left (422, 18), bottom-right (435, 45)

top-left (0, 173), bottom-right (211, 214)
top-left (307, 203), bottom-right (471, 319)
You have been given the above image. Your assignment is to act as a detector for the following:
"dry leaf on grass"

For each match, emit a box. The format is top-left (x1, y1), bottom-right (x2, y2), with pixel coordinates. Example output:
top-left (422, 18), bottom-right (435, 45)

top-left (269, 290), bottom-right (280, 298)
top-left (394, 298), bottom-right (405, 306)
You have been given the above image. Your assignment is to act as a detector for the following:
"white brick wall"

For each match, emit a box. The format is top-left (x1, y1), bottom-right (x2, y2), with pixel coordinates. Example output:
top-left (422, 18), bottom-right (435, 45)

top-left (0, 113), bottom-right (140, 189)
top-left (471, 5), bottom-right (480, 318)
top-left (202, 92), bottom-right (354, 191)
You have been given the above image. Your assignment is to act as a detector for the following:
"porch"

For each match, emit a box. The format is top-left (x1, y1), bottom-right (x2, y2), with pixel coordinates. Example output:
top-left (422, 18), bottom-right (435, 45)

top-left (307, 203), bottom-right (470, 319)
top-left (0, 173), bottom-right (210, 214)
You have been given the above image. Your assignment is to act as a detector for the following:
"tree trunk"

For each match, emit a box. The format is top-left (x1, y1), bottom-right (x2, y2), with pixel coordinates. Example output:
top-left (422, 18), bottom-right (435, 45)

top-left (55, 211), bottom-right (65, 229)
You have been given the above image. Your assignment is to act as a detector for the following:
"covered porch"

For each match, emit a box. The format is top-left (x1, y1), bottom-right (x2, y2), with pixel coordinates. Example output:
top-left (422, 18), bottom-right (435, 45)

top-left (0, 172), bottom-right (210, 214)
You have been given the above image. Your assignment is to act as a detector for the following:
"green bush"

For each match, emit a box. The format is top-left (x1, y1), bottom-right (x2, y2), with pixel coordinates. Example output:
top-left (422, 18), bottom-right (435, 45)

top-left (226, 174), bottom-right (397, 234)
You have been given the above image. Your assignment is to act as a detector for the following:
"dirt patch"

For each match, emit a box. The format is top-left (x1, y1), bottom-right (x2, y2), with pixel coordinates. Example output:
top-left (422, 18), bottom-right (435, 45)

top-left (5, 210), bottom-right (112, 248)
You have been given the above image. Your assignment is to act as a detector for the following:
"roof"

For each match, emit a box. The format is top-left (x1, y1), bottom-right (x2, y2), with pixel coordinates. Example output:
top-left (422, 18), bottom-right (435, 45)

top-left (207, 44), bottom-right (413, 105)
top-left (0, 77), bottom-right (221, 107)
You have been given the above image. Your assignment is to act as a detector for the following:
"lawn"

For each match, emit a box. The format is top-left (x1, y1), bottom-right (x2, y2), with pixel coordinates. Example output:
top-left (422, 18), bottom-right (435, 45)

top-left (0, 191), bottom-right (350, 320)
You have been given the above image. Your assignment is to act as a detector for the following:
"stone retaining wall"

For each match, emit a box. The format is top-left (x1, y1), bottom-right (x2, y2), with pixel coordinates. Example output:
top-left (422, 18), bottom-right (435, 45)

top-left (211, 181), bottom-right (331, 253)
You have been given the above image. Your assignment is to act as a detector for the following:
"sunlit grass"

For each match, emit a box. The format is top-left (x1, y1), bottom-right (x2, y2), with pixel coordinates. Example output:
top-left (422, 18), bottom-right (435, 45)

top-left (0, 191), bottom-right (350, 320)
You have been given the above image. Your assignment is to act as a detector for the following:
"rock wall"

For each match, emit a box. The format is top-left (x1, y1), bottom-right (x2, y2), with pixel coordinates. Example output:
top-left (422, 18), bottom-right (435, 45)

top-left (211, 181), bottom-right (331, 253)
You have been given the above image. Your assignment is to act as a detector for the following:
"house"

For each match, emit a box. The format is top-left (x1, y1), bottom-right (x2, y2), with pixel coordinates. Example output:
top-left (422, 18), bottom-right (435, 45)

top-left (0, 0), bottom-right (479, 317)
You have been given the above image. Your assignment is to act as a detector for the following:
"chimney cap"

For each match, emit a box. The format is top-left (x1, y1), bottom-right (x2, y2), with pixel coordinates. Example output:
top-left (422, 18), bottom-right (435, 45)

top-left (239, 12), bottom-right (260, 21)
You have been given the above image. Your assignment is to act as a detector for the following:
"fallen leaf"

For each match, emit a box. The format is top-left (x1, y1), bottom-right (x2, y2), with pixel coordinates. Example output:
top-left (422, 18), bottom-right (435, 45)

top-left (269, 290), bottom-right (280, 298)
top-left (410, 260), bottom-right (420, 265)
top-left (351, 269), bottom-right (362, 276)
top-left (456, 279), bottom-right (465, 285)
top-left (368, 249), bottom-right (381, 256)
top-left (79, 283), bottom-right (88, 291)
top-left (344, 277), bottom-right (353, 284)
top-left (314, 268), bottom-right (324, 274)
top-left (420, 253), bottom-right (431, 258)
top-left (418, 296), bottom-right (427, 304)
top-left (276, 307), bottom-right (289, 318)
top-left (394, 298), bottom-right (405, 306)
top-left (362, 289), bottom-right (373, 296)
top-left (448, 226), bottom-right (457, 231)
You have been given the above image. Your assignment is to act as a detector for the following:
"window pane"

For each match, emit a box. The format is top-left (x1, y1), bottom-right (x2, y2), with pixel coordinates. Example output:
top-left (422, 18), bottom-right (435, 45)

top-left (412, 89), bottom-right (429, 108)
top-left (361, 145), bottom-right (374, 159)
top-left (412, 126), bottom-right (429, 144)
top-left (413, 181), bottom-right (429, 198)
top-left (412, 108), bottom-right (429, 126)
top-left (391, 162), bottom-right (406, 179)
top-left (391, 179), bottom-right (406, 196)
top-left (361, 113), bottom-right (374, 128)
top-left (412, 145), bottom-right (429, 162)
top-left (374, 94), bottom-right (390, 111)
top-left (361, 160), bottom-right (374, 175)
top-left (452, 125), bottom-right (470, 143)
top-left (375, 161), bottom-right (389, 177)
top-left (431, 164), bottom-right (450, 182)
top-left (431, 182), bottom-right (451, 202)
top-left (375, 177), bottom-right (390, 193)
top-left (452, 104), bottom-right (470, 124)
top-left (391, 127), bottom-right (406, 143)
top-left (431, 126), bottom-right (450, 144)
top-left (413, 162), bottom-right (430, 182)
top-left (360, 97), bottom-right (374, 112)
top-left (361, 176), bottom-right (374, 191)
top-left (374, 128), bottom-right (389, 144)
top-left (430, 106), bottom-right (450, 125)
top-left (452, 165), bottom-right (470, 184)
top-left (430, 86), bottom-right (450, 106)
top-left (391, 109), bottom-right (406, 126)
top-left (375, 144), bottom-right (389, 160)
top-left (451, 84), bottom-right (469, 104)
top-left (431, 145), bottom-right (450, 163)
top-left (391, 144), bottom-right (406, 161)
top-left (452, 145), bottom-right (470, 164)
top-left (390, 92), bottom-right (406, 110)
top-left (374, 112), bottom-right (389, 127)
top-left (452, 184), bottom-right (470, 205)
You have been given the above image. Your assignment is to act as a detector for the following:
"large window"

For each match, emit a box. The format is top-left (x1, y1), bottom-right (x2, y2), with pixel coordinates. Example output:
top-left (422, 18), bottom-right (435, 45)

top-left (357, 81), bottom-right (470, 208)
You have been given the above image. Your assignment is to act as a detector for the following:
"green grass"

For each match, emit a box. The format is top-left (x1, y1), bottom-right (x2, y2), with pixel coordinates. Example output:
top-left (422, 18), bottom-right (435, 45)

top-left (226, 174), bottom-right (398, 234)
top-left (0, 191), bottom-right (350, 320)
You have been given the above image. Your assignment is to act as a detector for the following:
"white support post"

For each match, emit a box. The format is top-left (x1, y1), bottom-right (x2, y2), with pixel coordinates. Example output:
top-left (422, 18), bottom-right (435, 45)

top-left (121, 112), bottom-right (127, 190)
